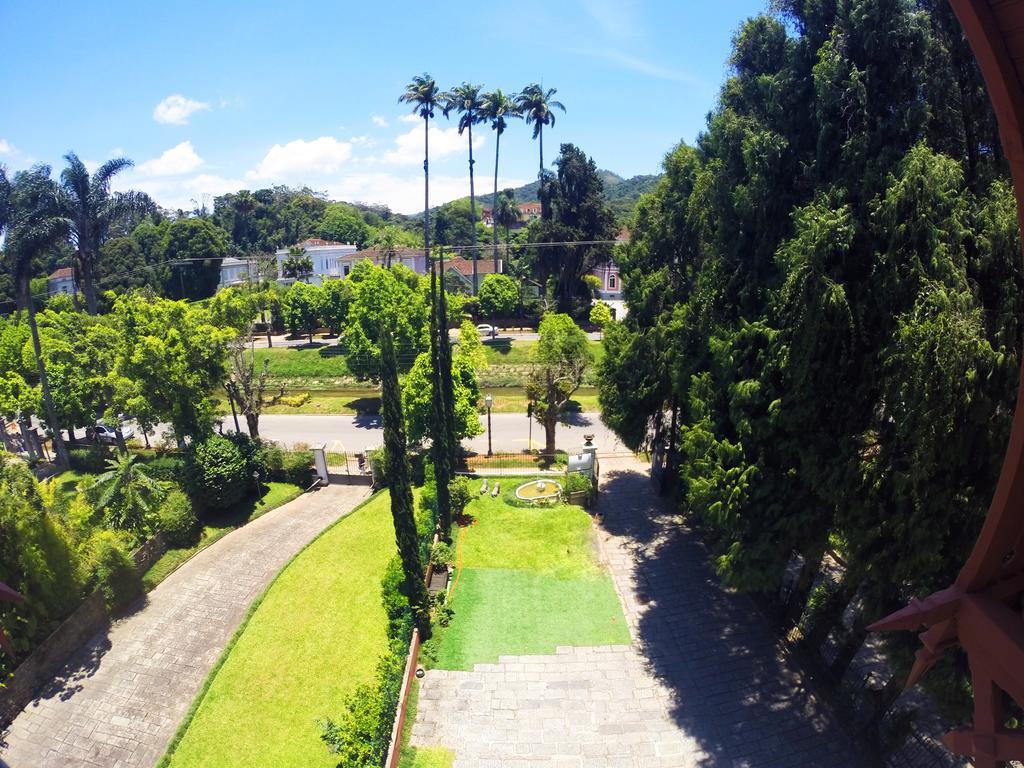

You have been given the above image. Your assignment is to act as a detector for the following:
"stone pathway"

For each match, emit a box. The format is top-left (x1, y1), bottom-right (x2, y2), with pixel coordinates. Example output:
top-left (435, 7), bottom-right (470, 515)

top-left (0, 484), bottom-right (370, 768)
top-left (409, 457), bottom-right (864, 767)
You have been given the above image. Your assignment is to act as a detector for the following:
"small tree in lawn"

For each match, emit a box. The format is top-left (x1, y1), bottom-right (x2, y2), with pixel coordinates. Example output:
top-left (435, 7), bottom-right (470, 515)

top-left (527, 313), bottom-right (592, 454)
top-left (589, 301), bottom-right (613, 338)
top-left (380, 330), bottom-right (430, 632)
top-left (282, 281), bottom-right (321, 342)
top-left (478, 273), bottom-right (518, 322)
top-left (226, 333), bottom-right (269, 438)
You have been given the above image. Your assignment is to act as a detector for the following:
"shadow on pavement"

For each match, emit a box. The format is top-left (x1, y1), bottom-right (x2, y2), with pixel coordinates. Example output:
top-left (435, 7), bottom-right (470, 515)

top-left (597, 462), bottom-right (866, 767)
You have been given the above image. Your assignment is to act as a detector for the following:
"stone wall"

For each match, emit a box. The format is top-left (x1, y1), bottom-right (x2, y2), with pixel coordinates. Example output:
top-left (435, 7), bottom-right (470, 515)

top-left (0, 534), bottom-right (167, 728)
top-left (0, 590), bottom-right (108, 727)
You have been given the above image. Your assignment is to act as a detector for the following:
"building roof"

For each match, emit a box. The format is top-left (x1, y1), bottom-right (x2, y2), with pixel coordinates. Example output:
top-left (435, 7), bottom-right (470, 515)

top-left (220, 256), bottom-right (252, 267)
top-left (48, 267), bottom-right (74, 281)
top-left (433, 257), bottom-right (502, 277)
top-left (298, 238), bottom-right (348, 247)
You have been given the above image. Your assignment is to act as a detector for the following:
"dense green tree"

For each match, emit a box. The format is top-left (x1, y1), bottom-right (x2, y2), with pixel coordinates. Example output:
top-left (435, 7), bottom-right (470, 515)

top-left (379, 330), bottom-right (430, 631)
top-left (343, 264), bottom-right (426, 379)
top-left (88, 453), bottom-right (162, 538)
top-left (111, 293), bottom-right (230, 447)
top-left (478, 273), bottom-right (518, 319)
top-left (532, 144), bottom-right (617, 314)
top-left (318, 279), bottom-right (353, 335)
top-left (282, 281), bottom-right (322, 342)
top-left (480, 90), bottom-right (521, 274)
top-left (516, 84), bottom-right (565, 177)
top-left (318, 203), bottom-right (371, 248)
top-left (163, 217), bottom-right (227, 300)
top-left (282, 245), bottom-right (313, 282)
top-left (528, 313), bottom-right (592, 454)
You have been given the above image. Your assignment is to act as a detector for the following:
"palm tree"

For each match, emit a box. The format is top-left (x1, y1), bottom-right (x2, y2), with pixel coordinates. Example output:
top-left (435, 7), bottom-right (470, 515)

top-left (59, 152), bottom-right (135, 314)
top-left (516, 84), bottom-right (566, 178)
top-left (3, 165), bottom-right (71, 470)
top-left (399, 74), bottom-right (441, 270)
top-left (495, 189), bottom-right (523, 245)
top-left (480, 90), bottom-right (521, 275)
top-left (91, 453), bottom-right (163, 536)
top-left (443, 83), bottom-right (485, 294)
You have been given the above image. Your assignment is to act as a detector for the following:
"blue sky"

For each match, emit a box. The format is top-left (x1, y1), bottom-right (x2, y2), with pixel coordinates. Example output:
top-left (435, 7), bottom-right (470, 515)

top-left (1, 0), bottom-right (767, 214)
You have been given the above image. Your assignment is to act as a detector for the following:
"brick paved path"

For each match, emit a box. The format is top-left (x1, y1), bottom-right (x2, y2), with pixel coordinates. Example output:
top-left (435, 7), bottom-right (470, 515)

top-left (410, 457), bottom-right (863, 767)
top-left (0, 484), bottom-right (370, 768)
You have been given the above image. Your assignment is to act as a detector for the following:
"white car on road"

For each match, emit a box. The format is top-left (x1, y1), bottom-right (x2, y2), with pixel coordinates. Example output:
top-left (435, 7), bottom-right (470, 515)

top-left (90, 424), bottom-right (135, 445)
top-left (476, 323), bottom-right (498, 339)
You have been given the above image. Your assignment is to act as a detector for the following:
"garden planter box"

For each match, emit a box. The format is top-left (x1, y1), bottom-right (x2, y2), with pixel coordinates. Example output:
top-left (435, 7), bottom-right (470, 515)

top-left (428, 566), bottom-right (450, 594)
top-left (568, 490), bottom-right (592, 508)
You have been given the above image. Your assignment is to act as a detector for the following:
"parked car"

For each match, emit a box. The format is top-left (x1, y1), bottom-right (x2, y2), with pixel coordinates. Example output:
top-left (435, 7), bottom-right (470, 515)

top-left (89, 424), bottom-right (135, 445)
top-left (476, 323), bottom-right (498, 339)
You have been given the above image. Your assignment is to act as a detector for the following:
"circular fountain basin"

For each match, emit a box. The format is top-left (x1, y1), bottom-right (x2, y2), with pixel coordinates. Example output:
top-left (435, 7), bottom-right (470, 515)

top-left (515, 479), bottom-right (563, 502)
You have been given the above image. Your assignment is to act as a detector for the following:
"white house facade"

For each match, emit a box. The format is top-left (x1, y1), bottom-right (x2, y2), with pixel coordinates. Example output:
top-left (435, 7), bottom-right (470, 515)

top-left (218, 257), bottom-right (257, 288)
top-left (274, 238), bottom-right (358, 285)
top-left (339, 247), bottom-right (428, 277)
top-left (47, 267), bottom-right (76, 297)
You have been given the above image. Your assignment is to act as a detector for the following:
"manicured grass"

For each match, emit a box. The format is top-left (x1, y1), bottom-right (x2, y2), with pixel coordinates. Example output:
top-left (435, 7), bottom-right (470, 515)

top-left (142, 482), bottom-right (304, 591)
top-left (254, 345), bottom-right (353, 380)
top-left (458, 488), bottom-right (598, 579)
top-left (427, 477), bottom-right (629, 671)
top-left (482, 339), bottom-right (604, 366)
top-left (434, 569), bottom-right (630, 670)
top-left (163, 491), bottom-right (395, 768)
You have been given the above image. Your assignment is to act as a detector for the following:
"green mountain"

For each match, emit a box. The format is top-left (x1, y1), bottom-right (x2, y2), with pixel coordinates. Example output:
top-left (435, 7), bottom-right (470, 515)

top-left (458, 169), bottom-right (662, 224)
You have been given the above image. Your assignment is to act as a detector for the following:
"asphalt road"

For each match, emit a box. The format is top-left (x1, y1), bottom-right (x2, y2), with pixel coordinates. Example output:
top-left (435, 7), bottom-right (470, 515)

top-left (208, 412), bottom-right (625, 455)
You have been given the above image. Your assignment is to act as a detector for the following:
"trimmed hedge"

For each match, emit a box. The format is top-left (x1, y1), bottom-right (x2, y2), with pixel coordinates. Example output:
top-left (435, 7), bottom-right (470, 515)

top-left (158, 490), bottom-right (199, 547)
top-left (69, 446), bottom-right (114, 474)
top-left (261, 443), bottom-right (314, 486)
top-left (188, 436), bottom-right (249, 512)
top-left (146, 455), bottom-right (188, 485)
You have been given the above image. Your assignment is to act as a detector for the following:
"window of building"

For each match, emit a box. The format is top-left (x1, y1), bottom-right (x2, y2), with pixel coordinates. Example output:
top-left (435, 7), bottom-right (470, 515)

top-left (608, 274), bottom-right (617, 290)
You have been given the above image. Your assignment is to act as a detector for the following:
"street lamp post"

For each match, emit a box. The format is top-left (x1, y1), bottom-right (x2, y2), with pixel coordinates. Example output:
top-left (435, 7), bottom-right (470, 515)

top-left (485, 393), bottom-right (493, 457)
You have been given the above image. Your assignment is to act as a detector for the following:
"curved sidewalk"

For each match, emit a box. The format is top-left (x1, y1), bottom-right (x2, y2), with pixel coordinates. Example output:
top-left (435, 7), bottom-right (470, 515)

top-left (0, 484), bottom-right (370, 768)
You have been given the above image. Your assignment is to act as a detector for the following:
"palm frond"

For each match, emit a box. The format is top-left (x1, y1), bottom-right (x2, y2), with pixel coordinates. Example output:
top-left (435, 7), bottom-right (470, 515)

top-left (91, 157), bottom-right (133, 192)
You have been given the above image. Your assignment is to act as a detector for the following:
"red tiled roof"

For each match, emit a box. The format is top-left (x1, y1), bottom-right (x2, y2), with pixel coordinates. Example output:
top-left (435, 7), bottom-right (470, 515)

top-left (616, 227), bottom-right (631, 242)
top-left (48, 267), bottom-right (74, 280)
top-left (298, 238), bottom-right (347, 247)
top-left (433, 257), bottom-right (502, 277)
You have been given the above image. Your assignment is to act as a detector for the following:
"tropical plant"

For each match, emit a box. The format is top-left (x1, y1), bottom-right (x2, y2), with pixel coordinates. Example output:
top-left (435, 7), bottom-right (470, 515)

top-left (2, 166), bottom-right (71, 469)
top-left (58, 152), bottom-right (138, 314)
top-left (443, 83), bottom-right (485, 294)
top-left (480, 90), bottom-right (521, 274)
top-left (282, 245), bottom-right (313, 282)
top-left (516, 84), bottom-right (565, 177)
top-left (89, 453), bottom-right (163, 536)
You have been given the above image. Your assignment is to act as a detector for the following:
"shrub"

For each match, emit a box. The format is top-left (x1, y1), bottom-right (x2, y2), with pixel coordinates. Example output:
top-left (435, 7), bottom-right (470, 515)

top-left (145, 455), bottom-right (188, 485)
top-left (430, 541), bottom-right (455, 569)
top-left (69, 446), bottom-right (113, 474)
top-left (448, 477), bottom-right (472, 520)
top-left (367, 448), bottom-right (386, 486)
top-left (261, 442), bottom-right (314, 486)
top-left (187, 435), bottom-right (249, 512)
top-left (157, 490), bottom-right (198, 547)
top-left (563, 471), bottom-right (594, 500)
top-left (89, 530), bottom-right (140, 610)
top-left (225, 432), bottom-right (269, 483)
top-left (278, 392), bottom-right (311, 408)
top-left (318, 652), bottom-right (404, 768)
top-left (380, 555), bottom-right (413, 644)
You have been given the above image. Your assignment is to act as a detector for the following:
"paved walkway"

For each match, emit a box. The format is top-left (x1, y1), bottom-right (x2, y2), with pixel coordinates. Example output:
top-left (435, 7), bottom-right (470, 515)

top-left (410, 457), bottom-right (863, 767)
top-left (0, 484), bottom-right (370, 768)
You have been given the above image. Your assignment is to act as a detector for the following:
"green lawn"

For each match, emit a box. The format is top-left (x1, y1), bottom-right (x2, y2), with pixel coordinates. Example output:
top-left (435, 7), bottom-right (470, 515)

top-left (142, 482), bottom-right (304, 591)
top-left (254, 345), bottom-right (353, 381)
top-left (427, 477), bottom-right (629, 671)
top-left (482, 339), bottom-right (604, 366)
top-left (161, 491), bottom-right (395, 768)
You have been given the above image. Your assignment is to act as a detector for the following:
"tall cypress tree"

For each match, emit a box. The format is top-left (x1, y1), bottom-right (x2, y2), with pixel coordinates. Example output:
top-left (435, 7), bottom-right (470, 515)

top-left (429, 257), bottom-right (453, 539)
top-left (380, 330), bottom-right (430, 631)
top-left (437, 253), bottom-right (458, 468)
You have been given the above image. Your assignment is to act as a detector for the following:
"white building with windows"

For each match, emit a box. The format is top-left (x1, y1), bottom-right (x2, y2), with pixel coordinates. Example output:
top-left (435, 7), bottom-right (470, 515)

top-left (47, 267), bottom-right (76, 297)
top-left (274, 238), bottom-right (358, 285)
top-left (218, 257), bottom-right (257, 288)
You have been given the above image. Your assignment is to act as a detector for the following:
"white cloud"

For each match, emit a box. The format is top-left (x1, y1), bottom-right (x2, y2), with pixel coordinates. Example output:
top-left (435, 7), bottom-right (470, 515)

top-left (107, 147), bottom-right (126, 158)
top-left (383, 124), bottom-right (483, 166)
top-left (371, 114), bottom-right (389, 128)
top-left (249, 136), bottom-right (353, 181)
top-left (137, 141), bottom-right (204, 176)
top-left (0, 139), bottom-right (13, 156)
top-left (399, 113), bottom-right (421, 124)
top-left (153, 94), bottom-right (210, 125)
top-left (350, 135), bottom-right (376, 148)
top-left (324, 173), bottom-right (528, 215)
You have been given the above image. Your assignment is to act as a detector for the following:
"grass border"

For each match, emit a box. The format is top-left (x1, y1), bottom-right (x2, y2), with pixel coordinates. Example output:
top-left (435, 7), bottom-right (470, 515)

top-left (155, 488), bottom-right (385, 768)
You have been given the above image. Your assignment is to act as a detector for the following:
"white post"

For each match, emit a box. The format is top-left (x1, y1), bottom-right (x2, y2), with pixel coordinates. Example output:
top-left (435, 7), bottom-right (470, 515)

top-left (312, 444), bottom-right (329, 486)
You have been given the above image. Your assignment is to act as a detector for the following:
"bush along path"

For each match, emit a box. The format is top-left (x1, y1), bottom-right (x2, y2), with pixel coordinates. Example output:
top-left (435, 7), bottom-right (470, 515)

top-left (0, 484), bottom-right (370, 768)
